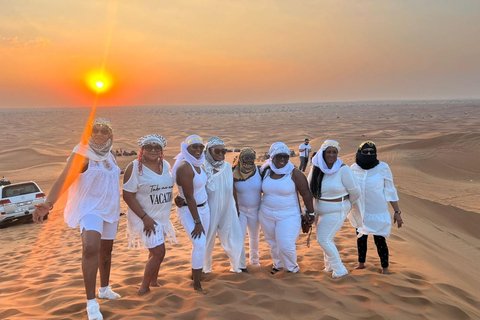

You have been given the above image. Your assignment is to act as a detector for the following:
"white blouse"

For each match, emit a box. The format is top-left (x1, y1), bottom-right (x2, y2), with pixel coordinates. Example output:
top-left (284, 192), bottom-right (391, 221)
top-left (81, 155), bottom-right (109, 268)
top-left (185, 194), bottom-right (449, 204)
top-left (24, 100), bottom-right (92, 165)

top-left (123, 160), bottom-right (176, 248)
top-left (64, 152), bottom-right (120, 228)
top-left (350, 162), bottom-right (399, 238)
top-left (308, 165), bottom-right (361, 203)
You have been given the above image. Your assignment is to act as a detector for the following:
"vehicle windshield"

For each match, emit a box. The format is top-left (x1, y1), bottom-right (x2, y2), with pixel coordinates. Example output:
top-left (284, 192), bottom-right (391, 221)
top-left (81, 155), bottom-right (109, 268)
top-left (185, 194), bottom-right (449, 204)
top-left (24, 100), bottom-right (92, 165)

top-left (2, 183), bottom-right (40, 198)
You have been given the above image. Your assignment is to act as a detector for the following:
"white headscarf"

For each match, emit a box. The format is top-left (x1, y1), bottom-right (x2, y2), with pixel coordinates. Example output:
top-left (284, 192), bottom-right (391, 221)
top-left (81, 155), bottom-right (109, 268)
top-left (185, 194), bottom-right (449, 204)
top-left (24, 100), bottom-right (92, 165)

top-left (261, 142), bottom-right (295, 175)
top-left (203, 137), bottom-right (227, 189)
top-left (137, 134), bottom-right (167, 148)
top-left (204, 137), bottom-right (225, 169)
top-left (312, 140), bottom-right (343, 174)
top-left (171, 135), bottom-right (205, 182)
top-left (72, 118), bottom-right (113, 162)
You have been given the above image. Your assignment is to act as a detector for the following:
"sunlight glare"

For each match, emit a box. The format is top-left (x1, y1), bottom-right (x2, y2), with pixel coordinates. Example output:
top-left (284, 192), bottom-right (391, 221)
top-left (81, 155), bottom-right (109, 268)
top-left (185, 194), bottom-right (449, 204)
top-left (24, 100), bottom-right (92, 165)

top-left (86, 70), bottom-right (112, 94)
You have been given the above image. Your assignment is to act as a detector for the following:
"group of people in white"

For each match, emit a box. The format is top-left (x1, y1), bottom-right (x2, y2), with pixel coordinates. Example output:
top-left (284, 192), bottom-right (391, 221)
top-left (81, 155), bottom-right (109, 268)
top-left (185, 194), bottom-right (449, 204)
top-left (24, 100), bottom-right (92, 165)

top-left (33, 118), bottom-right (404, 320)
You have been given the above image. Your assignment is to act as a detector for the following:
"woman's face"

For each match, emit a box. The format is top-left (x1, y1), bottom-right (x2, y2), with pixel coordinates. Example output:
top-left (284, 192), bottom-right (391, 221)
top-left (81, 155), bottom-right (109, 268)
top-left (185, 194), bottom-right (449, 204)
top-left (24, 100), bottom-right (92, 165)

top-left (210, 145), bottom-right (227, 161)
top-left (360, 147), bottom-right (376, 156)
top-left (241, 154), bottom-right (256, 170)
top-left (272, 153), bottom-right (289, 169)
top-left (187, 143), bottom-right (205, 159)
top-left (323, 147), bottom-right (338, 167)
top-left (142, 144), bottom-right (162, 161)
top-left (91, 125), bottom-right (111, 144)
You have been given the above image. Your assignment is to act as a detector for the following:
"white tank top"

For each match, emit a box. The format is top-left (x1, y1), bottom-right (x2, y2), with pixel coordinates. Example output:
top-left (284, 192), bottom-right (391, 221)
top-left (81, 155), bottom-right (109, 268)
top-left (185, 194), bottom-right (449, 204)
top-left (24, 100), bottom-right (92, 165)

top-left (234, 168), bottom-right (262, 212)
top-left (177, 161), bottom-right (208, 205)
top-left (64, 152), bottom-right (121, 228)
top-left (261, 170), bottom-right (299, 213)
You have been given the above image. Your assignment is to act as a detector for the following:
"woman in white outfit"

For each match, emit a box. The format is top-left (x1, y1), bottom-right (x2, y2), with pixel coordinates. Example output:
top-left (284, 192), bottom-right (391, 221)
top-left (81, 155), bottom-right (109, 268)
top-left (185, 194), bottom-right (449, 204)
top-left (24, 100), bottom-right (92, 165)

top-left (232, 147), bottom-right (262, 268)
top-left (308, 140), bottom-right (360, 278)
top-left (172, 135), bottom-right (209, 291)
top-left (259, 142), bottom-right (315, 274)
top-left (123, 134), bottom-right (176, 295)
top-left (33, 118), bottom-right (121, 320)
top-left (202, 137), bottom-right (243, 274)
top-left (350, 141), bottom-right (403, 274)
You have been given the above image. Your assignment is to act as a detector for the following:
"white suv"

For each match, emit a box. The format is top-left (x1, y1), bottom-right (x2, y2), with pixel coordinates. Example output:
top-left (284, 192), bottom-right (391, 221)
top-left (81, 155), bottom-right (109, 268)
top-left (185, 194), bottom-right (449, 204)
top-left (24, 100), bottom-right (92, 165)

top-left (0, 181), bottom-right (47, 226)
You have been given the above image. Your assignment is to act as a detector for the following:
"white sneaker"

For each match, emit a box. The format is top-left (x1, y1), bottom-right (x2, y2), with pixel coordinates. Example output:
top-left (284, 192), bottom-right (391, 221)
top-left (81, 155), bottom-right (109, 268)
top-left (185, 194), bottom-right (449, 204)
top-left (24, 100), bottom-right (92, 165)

top-left (86, 301), bottom-right (103, 320)
top-left (332, 270), bottom-right (348, 278)
top-left (98, 286), bottom-right (121, 300)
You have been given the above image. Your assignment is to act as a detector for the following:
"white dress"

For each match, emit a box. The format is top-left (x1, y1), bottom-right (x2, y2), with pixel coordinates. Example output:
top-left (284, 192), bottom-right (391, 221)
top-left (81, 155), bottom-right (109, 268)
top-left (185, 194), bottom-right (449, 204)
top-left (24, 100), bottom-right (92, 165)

top-left (123, 159), bottom-right (176, 249)
top-left (64, 152), bottom-right (120, 228)
top-left (350, 162), bottom-right (399, 238)
top-left (203, 161), bottom-right (243, 273)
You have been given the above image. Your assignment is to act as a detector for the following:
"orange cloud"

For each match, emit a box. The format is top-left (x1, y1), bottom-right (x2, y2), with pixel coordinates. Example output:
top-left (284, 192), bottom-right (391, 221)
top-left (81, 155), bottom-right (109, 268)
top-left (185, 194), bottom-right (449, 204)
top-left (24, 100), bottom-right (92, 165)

top-left (1, 36), bottom-right (51, 49)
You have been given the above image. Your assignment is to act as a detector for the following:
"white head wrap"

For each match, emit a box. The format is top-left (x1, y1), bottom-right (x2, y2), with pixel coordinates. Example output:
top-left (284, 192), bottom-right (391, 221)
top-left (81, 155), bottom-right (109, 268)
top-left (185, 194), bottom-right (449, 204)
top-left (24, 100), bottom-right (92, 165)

top-left (260, 142), bottom-right (295, 175)
top-left (203, 137), bottom-right (226, 189)
top-left (171, 135), bottom-right (205, 182)
top-left (204, 137), bottom-right (225, 169)
top-left (72, 118), bottom-right (113, 162)
top-left (312, 140), bottom-right (343, 174)
top-left (138, 134), bottom-right (167, 148)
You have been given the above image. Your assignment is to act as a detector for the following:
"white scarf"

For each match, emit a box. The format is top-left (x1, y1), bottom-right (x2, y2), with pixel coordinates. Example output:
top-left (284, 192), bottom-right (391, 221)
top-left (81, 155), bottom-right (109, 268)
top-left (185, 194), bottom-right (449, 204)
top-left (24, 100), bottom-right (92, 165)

top-left (171, 135), bottom-right (205, 182)
top-left (312, 140), bottom-right (343, 174)
top-left (72, 137), bottom-right (113, 162)
top-left (261, 142), bottom-right (295, 175)
top-left (203, 137), bottom-right (226, 188)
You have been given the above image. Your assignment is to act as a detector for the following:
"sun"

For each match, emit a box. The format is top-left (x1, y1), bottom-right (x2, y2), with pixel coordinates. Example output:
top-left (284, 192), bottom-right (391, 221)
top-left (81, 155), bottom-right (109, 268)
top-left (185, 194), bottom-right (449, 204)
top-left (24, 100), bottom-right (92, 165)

top-left (85, 70), bottom-right (112, 94)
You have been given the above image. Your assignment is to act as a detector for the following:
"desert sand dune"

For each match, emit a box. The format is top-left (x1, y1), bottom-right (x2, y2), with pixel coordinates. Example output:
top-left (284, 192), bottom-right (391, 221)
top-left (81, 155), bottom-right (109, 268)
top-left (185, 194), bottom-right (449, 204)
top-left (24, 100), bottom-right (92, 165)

top-left (1, 101), bottom-right (480, 319)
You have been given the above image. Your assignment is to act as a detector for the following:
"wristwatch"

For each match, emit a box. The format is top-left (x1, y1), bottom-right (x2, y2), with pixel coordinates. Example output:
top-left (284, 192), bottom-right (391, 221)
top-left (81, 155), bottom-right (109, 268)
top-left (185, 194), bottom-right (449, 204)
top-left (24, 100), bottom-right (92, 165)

top-left (194, 218), bottom-right (201, 224)
top-left (394, 211), bottom-right (401, 214)
top-left (308, 212), bottom-right (315, 216)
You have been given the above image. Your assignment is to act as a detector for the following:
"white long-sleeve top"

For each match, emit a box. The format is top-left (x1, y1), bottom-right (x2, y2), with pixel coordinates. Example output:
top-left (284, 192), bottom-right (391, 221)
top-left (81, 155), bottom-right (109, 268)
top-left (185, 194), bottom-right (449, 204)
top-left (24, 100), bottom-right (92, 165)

top-left (308, 165), bottom-right (361, 203)
top-left (350, 162), bottom-right (399, 238)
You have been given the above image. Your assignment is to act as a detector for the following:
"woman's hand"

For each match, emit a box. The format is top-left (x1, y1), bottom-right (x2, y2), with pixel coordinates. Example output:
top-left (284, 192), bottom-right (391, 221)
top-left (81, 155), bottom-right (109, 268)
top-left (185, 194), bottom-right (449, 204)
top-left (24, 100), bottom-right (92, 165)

top-left (394, 212), bottom-right (403, 228)
top-left (174, 196), bottom-right (186, 208)
top-left (191, 222), bottom-right (205, 239)
top-left (142, 215), bottom-right (158, 237)
top-left (306, 213), bottom-right (315, 224)
top-left (33, 202), bottom-right (51, 224)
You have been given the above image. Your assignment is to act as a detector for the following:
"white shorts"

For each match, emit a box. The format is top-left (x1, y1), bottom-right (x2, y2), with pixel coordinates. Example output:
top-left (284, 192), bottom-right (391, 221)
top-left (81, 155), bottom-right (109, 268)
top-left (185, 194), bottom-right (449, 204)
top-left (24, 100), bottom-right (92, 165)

top-left (80, 214), bottom-right (119, 240)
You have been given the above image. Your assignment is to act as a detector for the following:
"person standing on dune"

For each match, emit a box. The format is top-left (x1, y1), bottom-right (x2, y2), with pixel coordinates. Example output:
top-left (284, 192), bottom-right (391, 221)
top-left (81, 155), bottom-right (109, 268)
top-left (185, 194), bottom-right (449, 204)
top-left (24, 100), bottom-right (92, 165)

top-left (350, 141), bottom-right (403, 274)
top-left (201, 137), bottom-right (243, 274)
top-left (232, 147), bottom-right (262, 269)
top-left (172, 135), bottom-right (210, 291)
top-left (308, 140), bottom-right (361, 278)
top-left (259, 142), bottom-right (315, 274)
top-left (298, 138), bottom-right (312, 172)
top-left (123, 134), bottom-right (176, 295)
top-left (33, 118), bottom-right (121, 320)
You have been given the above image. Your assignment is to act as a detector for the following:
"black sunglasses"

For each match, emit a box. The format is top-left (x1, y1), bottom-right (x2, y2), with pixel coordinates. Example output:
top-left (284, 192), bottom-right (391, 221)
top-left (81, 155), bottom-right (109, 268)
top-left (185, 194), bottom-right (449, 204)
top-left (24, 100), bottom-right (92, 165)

top-left (274, 154), bottom-right (290, 160)
top-left (213, 148), bottom-right (227, 155)
top-left (92, 126), bottom-right (110, 135)
top-left (144, 144), bottom-right (162, 152)
top-left (360, 149), bottom-right (376, 155)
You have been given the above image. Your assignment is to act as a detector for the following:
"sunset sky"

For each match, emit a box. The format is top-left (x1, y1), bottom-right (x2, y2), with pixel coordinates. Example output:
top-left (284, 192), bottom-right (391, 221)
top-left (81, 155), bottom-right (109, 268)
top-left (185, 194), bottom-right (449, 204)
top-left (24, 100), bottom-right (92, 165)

top-left (1, 0), bottom-right (479, 108)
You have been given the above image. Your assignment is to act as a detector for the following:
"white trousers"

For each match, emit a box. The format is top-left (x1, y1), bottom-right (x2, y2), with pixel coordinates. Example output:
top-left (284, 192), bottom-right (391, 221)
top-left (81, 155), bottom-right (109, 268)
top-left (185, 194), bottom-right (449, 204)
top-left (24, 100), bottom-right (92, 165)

top-left (177, 204), bottom-right (210, 269)
top-left (259, 208), bottom-right (301, 272)
top-left (315, 199), bottom-right (350, 276)
top-left (239, 207), bottom-right (260, 267)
